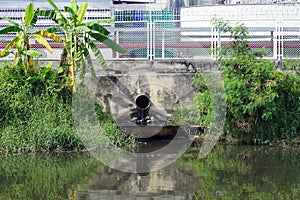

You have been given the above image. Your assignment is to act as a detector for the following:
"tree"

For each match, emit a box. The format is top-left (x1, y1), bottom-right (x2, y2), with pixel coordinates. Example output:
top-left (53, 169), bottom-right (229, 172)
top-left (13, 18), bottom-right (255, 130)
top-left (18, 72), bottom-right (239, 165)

top-left (37, 0), bottom-right (126, 92)
top-left (0, 3), bottom-right (63, 73)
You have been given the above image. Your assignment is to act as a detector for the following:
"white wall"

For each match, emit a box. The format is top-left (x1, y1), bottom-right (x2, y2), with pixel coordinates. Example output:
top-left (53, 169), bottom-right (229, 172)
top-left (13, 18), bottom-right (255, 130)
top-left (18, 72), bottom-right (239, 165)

top-left (181, 3), bottom-right (300, 21)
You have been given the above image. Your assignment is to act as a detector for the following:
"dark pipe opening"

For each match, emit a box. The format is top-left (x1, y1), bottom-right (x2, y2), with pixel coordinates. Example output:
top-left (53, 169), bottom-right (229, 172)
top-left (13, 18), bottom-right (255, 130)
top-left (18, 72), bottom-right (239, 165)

top-left (135, 93), bottom-right (150, 110)
top-left (132, 93), bottom-right (151, 124)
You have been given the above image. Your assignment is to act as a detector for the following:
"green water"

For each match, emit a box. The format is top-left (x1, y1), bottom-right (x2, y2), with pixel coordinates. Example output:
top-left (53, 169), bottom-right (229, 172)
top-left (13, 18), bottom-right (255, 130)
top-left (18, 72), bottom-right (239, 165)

top-left (0, 145), bottom-right (299, 200)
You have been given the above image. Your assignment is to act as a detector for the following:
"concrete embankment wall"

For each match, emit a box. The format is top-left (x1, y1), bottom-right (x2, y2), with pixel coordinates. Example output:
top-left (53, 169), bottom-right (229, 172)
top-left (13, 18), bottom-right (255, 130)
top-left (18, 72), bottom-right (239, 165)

top-left (85, 59), bottom-right (217, 123)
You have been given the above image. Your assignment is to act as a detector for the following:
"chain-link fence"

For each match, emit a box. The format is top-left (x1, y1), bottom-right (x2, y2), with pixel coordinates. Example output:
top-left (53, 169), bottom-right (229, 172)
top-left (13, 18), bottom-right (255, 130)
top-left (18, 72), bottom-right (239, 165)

top-left (281, 19), bottom-right (300, 59)
top-left (111, 21), bottom-right (149, 59)
top-left (153, 20), bottom-right (213, 59)
top-left (1, 8), bottom-right (300, 61)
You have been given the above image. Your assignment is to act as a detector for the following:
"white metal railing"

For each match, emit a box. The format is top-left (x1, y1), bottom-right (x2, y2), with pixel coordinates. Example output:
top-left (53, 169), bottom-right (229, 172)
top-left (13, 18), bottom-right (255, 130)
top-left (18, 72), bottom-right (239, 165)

top-left (1, 19), bottom-right (300, 61)
top-left (153, 18), bottom-right (300, 60)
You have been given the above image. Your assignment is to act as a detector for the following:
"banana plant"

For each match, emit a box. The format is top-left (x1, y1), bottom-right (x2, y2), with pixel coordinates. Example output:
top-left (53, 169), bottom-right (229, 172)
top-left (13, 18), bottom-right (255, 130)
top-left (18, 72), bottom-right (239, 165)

top-left (37, 0), bottom-right (126, 93)
top-left (0, 3), bottom-right (63, 73)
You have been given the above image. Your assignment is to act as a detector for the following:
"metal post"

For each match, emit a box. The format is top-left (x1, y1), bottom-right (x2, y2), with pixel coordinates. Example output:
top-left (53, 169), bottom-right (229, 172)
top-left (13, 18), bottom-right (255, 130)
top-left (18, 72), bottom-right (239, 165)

top-left (217, 28), bottom-right (221, 57)
top-left (162, 30), bottom-right (165, 59)
top-left (147, 21), bottom-right (150, 60)
top-left (280, 20), bottom-right (284, 60)
top-left (116, 29), bottom-right (119, 58)
top-left (211, 26), bottom-right (215, 58)
top-left (278, 19), bottom-right (283, 60)
top-left (273, 21), bottom-right (278, 60)
top-left (149, 11), bottom-right (153, 60)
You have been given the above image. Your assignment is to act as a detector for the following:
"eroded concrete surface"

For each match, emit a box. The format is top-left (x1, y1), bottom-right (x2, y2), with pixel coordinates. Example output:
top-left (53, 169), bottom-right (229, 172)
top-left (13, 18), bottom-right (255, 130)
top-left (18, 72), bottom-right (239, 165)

top-left (82, 59), bottom-right (217, 126)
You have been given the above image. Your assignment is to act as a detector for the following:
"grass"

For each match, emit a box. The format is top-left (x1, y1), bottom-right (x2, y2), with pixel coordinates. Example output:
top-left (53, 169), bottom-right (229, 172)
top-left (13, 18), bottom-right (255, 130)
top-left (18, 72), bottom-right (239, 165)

top-left (0, 63), bottom-right (136, 154)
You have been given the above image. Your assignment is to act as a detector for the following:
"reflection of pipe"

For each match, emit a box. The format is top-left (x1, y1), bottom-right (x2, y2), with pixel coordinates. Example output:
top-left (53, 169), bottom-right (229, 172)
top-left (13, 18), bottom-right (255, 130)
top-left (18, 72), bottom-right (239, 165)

top-left (134, 93), bottom-right (151, 110)
top-left (133, 93), bottom-right (151, 124)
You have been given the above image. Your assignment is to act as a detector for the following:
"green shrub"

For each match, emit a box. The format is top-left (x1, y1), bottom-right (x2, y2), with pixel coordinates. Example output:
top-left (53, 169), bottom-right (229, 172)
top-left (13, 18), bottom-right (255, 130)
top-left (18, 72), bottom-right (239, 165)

top-left (193, 19), bottom-right (300, 144)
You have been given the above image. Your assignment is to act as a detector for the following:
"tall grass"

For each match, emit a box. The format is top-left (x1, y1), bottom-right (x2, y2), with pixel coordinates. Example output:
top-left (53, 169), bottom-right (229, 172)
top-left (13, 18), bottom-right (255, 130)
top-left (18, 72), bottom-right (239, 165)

top-left (0, 63), bottom-right (136, 153)
top-left (0, 63), bottom-right (80, 153)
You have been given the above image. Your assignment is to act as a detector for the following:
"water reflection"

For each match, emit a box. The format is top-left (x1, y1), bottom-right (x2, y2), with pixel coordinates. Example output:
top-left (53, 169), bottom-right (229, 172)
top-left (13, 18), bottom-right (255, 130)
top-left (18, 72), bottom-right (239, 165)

top-left (0, 152), bottom-right (100, 200)
top-left (77, 162), bottom-right (199, 200)
top-left (185, 145), bottom-right (300, 199)
top-left (76, 145), bottom-right (300, 200)
top-left (0, 145), bottom-right (299, 200)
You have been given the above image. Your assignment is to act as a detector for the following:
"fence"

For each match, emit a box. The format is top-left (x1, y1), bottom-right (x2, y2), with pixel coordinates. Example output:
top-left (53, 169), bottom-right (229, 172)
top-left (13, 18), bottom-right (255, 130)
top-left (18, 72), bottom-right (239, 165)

top-left (1, 18), bottom-right (300, 61)
top-left (111, 18), bottom-right (300, 60)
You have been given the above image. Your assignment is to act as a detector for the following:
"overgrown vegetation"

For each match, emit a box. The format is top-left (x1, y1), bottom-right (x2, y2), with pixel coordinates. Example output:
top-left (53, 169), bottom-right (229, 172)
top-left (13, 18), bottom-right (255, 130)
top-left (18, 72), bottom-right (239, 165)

top-left (0, 63), bottom-right (78, 153)
top-left (194, 18), bottom-right (300, 144)
top-left (0, 62), bottom-right (134, 153)
top-left (0, 63), bottom-right (136, 153)
top-left (0, 3), bottom-right (63, 73)
top-left (0, 0), bottom-right (135, 154)
top-left (36, 0), bottom-right (126, 92)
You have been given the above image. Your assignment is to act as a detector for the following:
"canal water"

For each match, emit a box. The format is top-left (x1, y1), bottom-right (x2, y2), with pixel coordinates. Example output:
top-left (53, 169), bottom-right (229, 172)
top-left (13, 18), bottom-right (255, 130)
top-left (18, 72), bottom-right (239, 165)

top-left (0, 145), bottom-right (299, 200)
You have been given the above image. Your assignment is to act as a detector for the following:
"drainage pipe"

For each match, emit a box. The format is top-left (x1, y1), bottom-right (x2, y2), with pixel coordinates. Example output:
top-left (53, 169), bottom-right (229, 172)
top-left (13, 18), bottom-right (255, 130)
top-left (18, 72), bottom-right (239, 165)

top-left (134, 93), bottom-right (151, 110)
